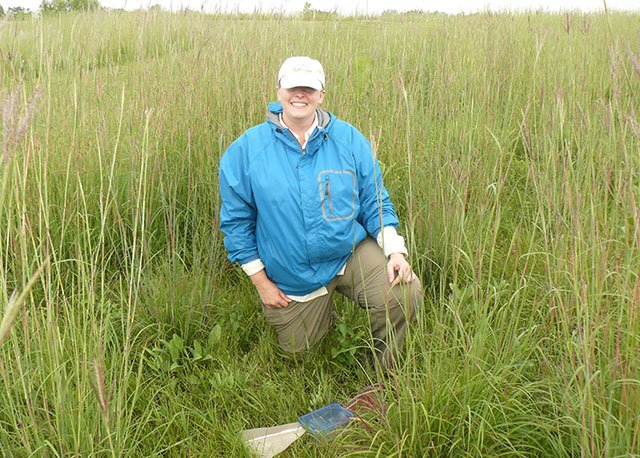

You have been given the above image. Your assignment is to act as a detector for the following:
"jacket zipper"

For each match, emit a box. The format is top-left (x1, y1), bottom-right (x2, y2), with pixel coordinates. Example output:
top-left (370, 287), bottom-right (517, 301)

top-left (325, 177), bottom-right (333, 215)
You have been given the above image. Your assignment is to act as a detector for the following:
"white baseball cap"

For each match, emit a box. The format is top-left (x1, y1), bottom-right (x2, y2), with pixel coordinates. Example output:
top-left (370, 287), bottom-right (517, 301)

top-left (278, 56), bottom-right (325, 90)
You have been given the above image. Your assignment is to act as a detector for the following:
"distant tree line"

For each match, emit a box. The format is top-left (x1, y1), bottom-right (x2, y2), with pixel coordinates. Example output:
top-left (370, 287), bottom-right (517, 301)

top-left (40, 0), bottom-right (100, 14)
top-left (0, 2), bottom-right (444, 20)
top-left (1, 5), bottom-right (34, 19)
top-left (0, 0), bottom-right (99, 19)
top-left (302, 2), bottom-right (338, 20)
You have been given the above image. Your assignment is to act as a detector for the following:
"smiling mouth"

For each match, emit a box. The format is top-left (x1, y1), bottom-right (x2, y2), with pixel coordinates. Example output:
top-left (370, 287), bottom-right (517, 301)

top-left (291, 102), bottom-right (307, 107)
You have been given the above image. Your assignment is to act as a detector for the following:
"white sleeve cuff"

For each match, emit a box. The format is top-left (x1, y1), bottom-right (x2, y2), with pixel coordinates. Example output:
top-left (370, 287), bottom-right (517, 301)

top-left (376, 226), bottom-right (408, 257)
top-left (241, 259), bottom-right (265, 276)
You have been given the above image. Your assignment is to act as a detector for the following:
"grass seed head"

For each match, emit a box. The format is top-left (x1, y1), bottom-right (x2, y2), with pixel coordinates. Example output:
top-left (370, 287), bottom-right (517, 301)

top-left (2, 84), bottom-right (43, 167)
top-left (0, 292), bottom-right (20, 347)
top-left (627, 46), bottom-right (640, 78)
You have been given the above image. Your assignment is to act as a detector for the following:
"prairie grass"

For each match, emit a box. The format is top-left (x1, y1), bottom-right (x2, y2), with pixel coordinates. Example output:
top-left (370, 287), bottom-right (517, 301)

top-left (0, 9), bottom-right (639, 456)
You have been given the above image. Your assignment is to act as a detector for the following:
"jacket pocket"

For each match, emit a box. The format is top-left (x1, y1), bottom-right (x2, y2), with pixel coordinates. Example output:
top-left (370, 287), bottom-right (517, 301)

top-left (318, 170), bottom-right (356, 221)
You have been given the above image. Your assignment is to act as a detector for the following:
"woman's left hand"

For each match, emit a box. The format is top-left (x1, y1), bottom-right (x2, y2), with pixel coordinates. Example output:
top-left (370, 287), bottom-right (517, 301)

top-left (387, 253), bottom-right (416, 286)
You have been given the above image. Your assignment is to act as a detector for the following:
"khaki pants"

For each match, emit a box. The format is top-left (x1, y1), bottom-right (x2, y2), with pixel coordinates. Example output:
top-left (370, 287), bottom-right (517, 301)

top-left (262, 237), bottom-right (423, 370)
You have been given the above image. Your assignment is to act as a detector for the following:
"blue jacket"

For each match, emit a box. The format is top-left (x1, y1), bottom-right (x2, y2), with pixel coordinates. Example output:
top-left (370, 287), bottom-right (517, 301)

top-left (219, 102), bottom-right (399, 296)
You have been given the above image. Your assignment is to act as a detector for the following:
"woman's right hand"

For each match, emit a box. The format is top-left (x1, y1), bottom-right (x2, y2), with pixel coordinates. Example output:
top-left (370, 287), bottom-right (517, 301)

top-left (250, 270), bottom-right (292, 309)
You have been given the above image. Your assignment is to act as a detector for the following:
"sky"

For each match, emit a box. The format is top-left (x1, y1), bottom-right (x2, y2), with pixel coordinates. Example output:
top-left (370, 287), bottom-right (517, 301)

top-left (3, 0), bottom-right (640, 15)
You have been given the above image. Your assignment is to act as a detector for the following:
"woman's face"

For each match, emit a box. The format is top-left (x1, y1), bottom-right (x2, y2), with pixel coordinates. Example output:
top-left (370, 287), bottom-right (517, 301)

top-left (277, 86), bottom-right (325, 127)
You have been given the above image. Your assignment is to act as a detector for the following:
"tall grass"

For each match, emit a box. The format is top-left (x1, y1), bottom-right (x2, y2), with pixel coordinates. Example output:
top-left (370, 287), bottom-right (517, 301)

top-left (0, 9), bottom-right (639, 456)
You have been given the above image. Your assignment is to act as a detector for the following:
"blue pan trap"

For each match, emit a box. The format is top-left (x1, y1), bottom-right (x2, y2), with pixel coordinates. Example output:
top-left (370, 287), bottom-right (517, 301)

top-left (298, 403), bottom-right (355, 436)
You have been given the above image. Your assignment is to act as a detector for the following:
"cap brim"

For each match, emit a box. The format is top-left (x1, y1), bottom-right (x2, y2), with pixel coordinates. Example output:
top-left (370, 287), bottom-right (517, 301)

top-left (279, 75), bottom-right (323, 90)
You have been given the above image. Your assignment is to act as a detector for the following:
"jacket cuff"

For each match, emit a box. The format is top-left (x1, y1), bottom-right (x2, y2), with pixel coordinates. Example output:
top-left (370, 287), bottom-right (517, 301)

top-left (241, 258), bottom-right (265, 276)
top-left (376, 226), bottom-right (408, 257)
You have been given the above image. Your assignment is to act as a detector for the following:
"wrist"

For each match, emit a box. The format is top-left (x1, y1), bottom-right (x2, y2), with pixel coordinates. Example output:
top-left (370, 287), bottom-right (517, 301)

top-left (250, 270), bottom-right (270, 286)
top-left (388, 252), bottom-right (406, 260)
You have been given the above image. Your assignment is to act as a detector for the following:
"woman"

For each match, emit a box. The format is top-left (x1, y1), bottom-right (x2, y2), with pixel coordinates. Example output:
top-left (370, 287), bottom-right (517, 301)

top-left (219, 56), bottom-right (422, 370)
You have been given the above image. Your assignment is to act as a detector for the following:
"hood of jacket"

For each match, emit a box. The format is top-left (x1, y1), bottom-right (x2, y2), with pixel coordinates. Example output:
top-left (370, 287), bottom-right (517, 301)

top-left (266, 101), bottom-right (332, 131)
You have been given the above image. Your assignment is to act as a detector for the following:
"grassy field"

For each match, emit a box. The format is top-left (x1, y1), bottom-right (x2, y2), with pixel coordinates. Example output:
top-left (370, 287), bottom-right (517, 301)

top-left (1, 8), bottom-right (639, 456)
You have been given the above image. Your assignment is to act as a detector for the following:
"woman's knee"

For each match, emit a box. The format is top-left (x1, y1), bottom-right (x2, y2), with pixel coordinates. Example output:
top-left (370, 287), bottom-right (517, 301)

top-left (390, 277), bottom-right (422, 321)
top-left (408, 277), bottom-right (423, 321)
